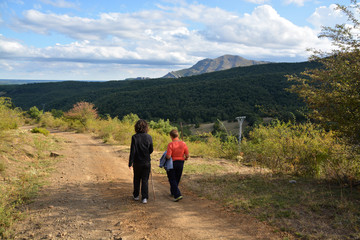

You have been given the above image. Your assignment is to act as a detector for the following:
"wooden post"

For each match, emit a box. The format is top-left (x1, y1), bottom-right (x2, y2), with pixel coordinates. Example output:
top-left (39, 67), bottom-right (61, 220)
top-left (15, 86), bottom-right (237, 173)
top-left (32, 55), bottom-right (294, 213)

top-left (180, 122), bottom-right (184, 140)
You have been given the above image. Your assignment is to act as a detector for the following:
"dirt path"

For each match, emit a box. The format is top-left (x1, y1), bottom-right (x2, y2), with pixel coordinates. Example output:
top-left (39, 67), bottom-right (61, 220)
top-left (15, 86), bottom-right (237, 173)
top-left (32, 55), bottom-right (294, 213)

top-left (15, 130), bottom-right (281, 240)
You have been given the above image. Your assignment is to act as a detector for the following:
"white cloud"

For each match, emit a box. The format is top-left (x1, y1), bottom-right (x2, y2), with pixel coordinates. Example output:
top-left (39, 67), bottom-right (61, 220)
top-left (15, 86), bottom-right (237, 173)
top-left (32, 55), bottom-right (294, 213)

top-left (308, 4), bottom-right (347, 29)
top-left (13, 9), bottom-right (185, 41)
top-left (0, 34), bottom-right (30, 56)
top-left (38, 0), bottom-right (78, 9)
top-left (244, 0), bottom-right (270, 4)
top-left (179, 4), bottom-right (322, 49)
top-left (2, 2), bottom-right (337, 79)
top-left (283, 0), bottom-right (311, 6)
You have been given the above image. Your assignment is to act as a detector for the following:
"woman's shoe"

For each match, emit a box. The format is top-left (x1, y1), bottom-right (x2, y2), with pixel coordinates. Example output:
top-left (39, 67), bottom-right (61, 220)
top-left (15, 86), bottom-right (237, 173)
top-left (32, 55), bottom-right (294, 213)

top-left (174, 196), bottom-right (183, 202)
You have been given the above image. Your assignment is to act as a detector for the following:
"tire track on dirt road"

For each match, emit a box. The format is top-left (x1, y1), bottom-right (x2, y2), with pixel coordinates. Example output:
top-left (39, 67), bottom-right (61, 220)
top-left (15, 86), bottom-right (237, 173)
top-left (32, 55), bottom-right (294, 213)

top-left (15, 130), bottom-right (280, 240)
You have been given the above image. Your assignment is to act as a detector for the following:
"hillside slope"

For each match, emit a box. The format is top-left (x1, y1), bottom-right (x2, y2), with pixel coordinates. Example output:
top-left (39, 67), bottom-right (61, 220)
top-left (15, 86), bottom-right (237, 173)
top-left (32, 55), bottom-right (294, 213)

top-left (0, 61), bottom-right (319, 123)
top-left (163, 55), bottom-right (268, 78)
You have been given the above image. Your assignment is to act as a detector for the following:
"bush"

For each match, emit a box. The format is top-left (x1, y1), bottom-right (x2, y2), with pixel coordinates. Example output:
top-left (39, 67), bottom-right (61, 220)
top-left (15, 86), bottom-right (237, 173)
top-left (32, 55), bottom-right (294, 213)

top-left (186, 133), bottom-right (239, 159)
top-left (28, 106), bottom-right (42, 121)
top-left (31, 127), bottom-right (50, 136)
top-left (50, 109), bottom-right (64, 118)
top-left (64, 101), bottom-right (98, 127)
top-left (121, 113), bottom-right (139, 124)
top-left (0, 97), bottom-right (22, 130)
top-left (39, 112), bottom-right (69, 130)
top-left (149, 119), bottom-right (176, 134)
top-left (242, 120), bottom-right (360, 180)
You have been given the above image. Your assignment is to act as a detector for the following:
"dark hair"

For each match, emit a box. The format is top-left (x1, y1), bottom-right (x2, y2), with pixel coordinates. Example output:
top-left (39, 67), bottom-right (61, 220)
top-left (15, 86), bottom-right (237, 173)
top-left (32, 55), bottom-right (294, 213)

top-left (169, 129), bottom-right (179, 138)
top-left (135, 119), bottom-right (149, 133)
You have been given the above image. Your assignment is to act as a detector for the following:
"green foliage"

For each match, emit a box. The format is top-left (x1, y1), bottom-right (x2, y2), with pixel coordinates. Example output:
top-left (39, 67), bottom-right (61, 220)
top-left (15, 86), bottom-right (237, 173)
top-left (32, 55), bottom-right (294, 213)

top-left (31, 127), bottom-right (50, 136)
top-left (242, 120), bottom-right (360, 180)
top-left (0, 61), bottom-right (320, 124)
top-left (121, 113), bottom-right (140, 124)
top-left (28, 106), bottom-right (42, 121)
top-left (39, 112), bottom-right (69, 131)
top-left (186, 133), bottom-right (239, 159)
top-left (0, 97), bottom-right (22, 130)
top-left (288, 1), bottom-right (360, 144)
top-left (149, 119), bottom-right (176, 134)
top-left (51, 109), bottom-right (64, 118)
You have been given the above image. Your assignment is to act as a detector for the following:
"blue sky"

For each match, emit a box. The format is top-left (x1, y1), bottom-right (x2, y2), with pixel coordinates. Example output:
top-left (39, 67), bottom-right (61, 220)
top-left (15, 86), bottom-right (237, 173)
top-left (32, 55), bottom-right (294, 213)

top-left (0, 0), bottom-right (352, 80)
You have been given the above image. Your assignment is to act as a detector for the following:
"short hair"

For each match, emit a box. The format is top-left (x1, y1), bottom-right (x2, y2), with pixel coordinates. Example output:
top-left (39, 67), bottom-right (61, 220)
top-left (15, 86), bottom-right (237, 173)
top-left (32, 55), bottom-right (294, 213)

top-left (169, 129), bottom-right (179, 138)
top-left (135, 119), bottom-right (149, 133)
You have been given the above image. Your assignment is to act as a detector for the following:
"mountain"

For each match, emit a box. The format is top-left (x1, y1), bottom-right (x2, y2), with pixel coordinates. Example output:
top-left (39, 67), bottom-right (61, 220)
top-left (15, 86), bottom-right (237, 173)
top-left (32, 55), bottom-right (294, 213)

top-left (0, 61), bottom-right (320, 124)
top-left (163, 55), bottom-right (269, 78)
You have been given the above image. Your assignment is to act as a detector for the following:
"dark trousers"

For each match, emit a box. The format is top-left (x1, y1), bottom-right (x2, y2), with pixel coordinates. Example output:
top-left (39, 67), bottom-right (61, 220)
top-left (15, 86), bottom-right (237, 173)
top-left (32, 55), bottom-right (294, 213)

top-left (133, 164), bottom-right (150, 200)
top-left (166, 160), bottom-right (184, 198)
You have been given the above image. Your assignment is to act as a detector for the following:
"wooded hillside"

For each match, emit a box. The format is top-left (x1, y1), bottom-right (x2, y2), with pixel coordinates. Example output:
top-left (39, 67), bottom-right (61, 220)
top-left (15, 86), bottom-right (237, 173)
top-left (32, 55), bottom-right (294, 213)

top-left (0, 61), bottom-right (320, 124)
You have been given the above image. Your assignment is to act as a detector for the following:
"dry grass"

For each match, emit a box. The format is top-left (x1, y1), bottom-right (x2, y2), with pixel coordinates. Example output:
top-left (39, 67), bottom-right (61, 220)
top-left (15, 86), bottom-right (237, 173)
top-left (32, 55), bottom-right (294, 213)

top-left (0, 128), bottom-right (61, 238)
top-left (177, 157), bottom-right (360, 240)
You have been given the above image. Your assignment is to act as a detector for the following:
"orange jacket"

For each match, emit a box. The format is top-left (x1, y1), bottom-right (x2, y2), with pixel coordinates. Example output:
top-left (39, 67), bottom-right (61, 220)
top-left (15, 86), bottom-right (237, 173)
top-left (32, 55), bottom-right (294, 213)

top-left (166, 138), bottom-right (189, 161)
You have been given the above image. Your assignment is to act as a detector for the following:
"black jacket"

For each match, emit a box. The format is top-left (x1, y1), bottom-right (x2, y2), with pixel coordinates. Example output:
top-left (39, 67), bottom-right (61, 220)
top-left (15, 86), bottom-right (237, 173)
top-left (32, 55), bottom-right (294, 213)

top-left (129, 133), bottom-right (153, 167)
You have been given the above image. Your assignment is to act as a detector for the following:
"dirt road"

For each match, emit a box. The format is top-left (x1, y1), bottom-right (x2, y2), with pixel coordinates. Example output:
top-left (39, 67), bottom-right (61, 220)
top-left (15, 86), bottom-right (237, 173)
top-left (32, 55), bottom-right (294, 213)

top-left (15, 131), bottom-right (280, 240)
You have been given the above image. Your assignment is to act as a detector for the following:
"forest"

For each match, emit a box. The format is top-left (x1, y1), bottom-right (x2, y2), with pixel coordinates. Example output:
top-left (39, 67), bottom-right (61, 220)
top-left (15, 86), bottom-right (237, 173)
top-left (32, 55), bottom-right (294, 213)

top-left (0, 61), bottom-right (320, 124)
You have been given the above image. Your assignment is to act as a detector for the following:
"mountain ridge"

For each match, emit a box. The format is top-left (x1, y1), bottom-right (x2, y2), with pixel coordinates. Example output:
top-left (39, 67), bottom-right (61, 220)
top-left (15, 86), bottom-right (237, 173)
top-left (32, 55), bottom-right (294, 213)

top-left (163, 55), bottom-right (269, 78)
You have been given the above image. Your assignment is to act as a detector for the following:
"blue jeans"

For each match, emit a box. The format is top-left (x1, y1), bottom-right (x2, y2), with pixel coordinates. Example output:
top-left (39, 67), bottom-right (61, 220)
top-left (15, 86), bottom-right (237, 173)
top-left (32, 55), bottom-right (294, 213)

top-left (166, 160), bottom-right (184, 198)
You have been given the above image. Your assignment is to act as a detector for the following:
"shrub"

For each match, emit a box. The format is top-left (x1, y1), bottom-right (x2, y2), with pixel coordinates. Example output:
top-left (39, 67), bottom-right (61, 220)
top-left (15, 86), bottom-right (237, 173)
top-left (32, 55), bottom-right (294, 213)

top-left (0, 97), bottom-right (22, 130)
top-left (149, 119), bottom-right (176, 135)
top-left (121, 113), bottom-right (139, 124)
top-left (50, 109), bottom-right (64, 118)
top-left (64, 101), bottom-right (98, 127)
top-left (39, 112), bottom-right (69, 130)
top-left (31, 127), bottom-right (50, 136)
top-left (28, 106), bottom-right (43, 121)
top-left (186, 133), bottom-right (239, 159)
top-left (242, 120), bottom-right (360, 180)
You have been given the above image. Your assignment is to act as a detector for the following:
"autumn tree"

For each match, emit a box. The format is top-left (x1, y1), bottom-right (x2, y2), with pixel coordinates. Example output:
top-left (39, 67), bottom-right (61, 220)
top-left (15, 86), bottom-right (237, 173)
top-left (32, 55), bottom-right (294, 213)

top-left (65, 101), bottom-right (98, 126)
top-left (288, 0), bottom-right (360, 144)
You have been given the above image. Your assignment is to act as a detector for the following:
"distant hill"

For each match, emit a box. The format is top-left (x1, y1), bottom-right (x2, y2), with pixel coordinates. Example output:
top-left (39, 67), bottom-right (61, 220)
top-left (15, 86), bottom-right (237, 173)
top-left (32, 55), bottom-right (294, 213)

top-left (0, 79), bottom-right (65, 85)
top-left (163, 55), bottom-right (269, 78)
top-left (0, 61), bottom-right (320, 124)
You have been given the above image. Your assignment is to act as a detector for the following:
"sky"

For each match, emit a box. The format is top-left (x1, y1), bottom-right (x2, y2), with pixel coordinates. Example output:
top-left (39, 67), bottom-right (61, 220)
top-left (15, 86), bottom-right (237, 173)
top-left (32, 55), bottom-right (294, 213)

top-left (0, 0), bottom-right (352, 80)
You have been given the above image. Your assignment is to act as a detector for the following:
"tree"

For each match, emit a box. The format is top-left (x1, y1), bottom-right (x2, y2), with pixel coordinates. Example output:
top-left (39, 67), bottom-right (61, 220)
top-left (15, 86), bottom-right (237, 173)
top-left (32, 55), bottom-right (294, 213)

top-left (28, 106), bottom-right (43, 121)
top-left (65, 101), bottom-right (98, 126)
top-left (288, 0), bottom-right (360, 144)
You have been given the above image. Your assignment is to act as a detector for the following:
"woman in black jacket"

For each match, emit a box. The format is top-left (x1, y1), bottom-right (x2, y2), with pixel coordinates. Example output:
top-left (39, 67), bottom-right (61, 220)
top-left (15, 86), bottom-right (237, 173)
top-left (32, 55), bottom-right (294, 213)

top-left (129, 119), bottom-right (153, 204)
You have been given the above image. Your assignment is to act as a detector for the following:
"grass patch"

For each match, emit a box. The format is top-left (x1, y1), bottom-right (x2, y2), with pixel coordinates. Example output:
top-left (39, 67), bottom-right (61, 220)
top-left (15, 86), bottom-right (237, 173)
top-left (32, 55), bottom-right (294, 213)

top-left (31, 127), bottom-right (50, 136)
top-left (0, 128), bottom-right (60, 238)
top-left (183, 162), bottom-right (226, 175)
top-left (184, 170), bottom-right (360, 239)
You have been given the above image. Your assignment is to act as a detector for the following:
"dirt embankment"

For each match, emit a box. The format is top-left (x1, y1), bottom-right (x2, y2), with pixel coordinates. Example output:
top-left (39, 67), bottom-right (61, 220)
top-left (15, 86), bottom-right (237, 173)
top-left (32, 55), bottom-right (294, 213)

top-left (14, 130), bottom-right (280, 240)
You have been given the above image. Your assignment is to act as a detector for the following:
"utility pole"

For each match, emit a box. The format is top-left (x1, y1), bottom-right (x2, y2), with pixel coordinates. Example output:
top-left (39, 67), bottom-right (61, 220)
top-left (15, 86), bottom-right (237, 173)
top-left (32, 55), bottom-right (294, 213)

top-left (236, 116), bottom-right (246, 144)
